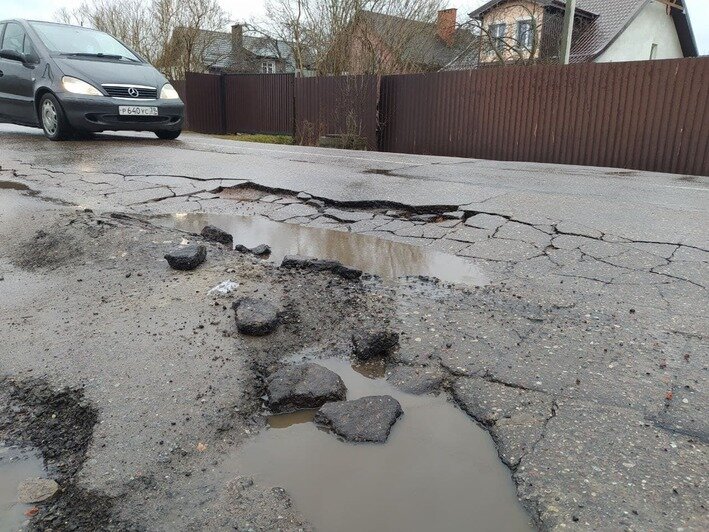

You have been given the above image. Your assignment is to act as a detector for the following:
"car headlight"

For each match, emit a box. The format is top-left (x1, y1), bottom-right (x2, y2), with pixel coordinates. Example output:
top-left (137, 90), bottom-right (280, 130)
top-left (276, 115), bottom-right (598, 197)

top-left (160, 84), bottom-right (179, 100)
top-left (61, 76), bottom-right (102, 96)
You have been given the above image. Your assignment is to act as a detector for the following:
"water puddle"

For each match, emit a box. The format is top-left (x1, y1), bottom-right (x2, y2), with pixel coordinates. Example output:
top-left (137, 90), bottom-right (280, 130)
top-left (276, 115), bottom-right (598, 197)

top-left (156, 213), bottom-right (488, 286)
top-left (229, 359), bottom-right (532, 532)
top-left (0, 445), bottom-right (46, 531)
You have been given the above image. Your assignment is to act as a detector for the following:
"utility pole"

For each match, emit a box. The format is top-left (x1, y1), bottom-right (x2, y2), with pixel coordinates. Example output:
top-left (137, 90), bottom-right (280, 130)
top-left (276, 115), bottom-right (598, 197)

top-left (559, 0), bottom-right (577, 65)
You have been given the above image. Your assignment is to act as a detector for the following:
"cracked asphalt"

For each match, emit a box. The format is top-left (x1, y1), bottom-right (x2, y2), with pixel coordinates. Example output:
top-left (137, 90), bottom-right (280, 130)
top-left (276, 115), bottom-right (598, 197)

top-left (0, 124), bottom-right (707, 531)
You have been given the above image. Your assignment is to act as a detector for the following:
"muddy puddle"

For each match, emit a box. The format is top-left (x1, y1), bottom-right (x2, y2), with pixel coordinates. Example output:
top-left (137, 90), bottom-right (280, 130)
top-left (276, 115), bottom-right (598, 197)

top-left (0, 445), bottom-right (46, 530)
top-left (157, 213), bottom-right (488, 286)
top-left (229, 358), bottom-right (532, 532)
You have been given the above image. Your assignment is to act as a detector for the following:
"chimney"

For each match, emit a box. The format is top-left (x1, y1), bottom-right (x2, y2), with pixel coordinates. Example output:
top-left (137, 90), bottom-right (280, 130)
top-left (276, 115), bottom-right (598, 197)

top-left (231, 24), bottom-right (244, 53)
top-left (437, 8), bottom-right (457, 46)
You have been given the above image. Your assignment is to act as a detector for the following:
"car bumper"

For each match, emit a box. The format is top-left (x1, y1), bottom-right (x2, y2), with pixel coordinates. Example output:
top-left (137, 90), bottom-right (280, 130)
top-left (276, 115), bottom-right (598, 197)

top-left (58, 95), bottom-right (184, 132)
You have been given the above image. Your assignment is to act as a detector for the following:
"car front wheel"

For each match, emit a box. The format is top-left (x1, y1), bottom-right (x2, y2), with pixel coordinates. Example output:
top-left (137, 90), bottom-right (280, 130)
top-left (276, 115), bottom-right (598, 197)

top-left (155, 130), bottom-right (181, 140)
top-left (39, 94), bottom-right (72, 141)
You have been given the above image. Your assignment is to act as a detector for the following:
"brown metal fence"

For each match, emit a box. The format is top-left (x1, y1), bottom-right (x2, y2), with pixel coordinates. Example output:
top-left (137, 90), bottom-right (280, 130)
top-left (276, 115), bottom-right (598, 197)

top-left (184, 72), bottom-right (224, 134)
top-left (378, 58), bottom-right (709, 176)
top-left (224, 74), bottom-right (294, 135)
top-left (294, 75), bottom-right (379, 149)
top-left (181, 57), bottom-right (709, 175)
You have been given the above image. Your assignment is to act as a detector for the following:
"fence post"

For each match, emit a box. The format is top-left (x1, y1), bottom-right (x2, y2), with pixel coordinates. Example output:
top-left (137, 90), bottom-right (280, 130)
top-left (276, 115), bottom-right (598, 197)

top-left (219, 73), bottom-right (228, 135)
top-left (291, 74), bottom-right (297, 140)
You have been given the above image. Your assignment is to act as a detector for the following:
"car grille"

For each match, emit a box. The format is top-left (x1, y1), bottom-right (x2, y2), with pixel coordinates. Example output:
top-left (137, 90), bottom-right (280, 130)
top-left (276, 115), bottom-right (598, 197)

top-left (102, 85), bottom-right (158, 100)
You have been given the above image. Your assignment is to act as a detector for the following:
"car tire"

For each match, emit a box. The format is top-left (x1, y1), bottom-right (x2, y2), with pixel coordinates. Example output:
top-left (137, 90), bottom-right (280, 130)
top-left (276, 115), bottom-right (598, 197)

top-left (39, 93), bottom-right (72, 141)
top-left (155, 130), bottom-right (181, 140)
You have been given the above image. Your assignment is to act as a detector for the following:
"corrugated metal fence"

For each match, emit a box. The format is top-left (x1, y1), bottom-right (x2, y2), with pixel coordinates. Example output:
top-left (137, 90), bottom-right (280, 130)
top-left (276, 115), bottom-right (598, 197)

top-left (294, 75), bottom-right (379, 149)
top-left (224, 74), bottom-right (294, 135)
top-left (379, 58), bottom-right (709, 176)
top-left (184, 72), bottom-right (223, 135)
top-left (180, 57), bottom-right (709, 175)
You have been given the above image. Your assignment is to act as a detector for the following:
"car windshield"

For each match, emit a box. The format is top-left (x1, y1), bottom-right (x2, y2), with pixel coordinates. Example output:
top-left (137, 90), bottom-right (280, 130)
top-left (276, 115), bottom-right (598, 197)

top-left (29, 21), bottom-right (141, 62)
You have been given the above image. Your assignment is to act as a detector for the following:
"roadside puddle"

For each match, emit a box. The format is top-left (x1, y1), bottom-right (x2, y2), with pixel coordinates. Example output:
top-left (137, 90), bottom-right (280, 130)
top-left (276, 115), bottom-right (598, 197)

top-left (0, 445), bottom-right (46, 530)
top-left (156, 213), bottom-right (488, 286)
top-left (229, 358), bottom-right (533, 532)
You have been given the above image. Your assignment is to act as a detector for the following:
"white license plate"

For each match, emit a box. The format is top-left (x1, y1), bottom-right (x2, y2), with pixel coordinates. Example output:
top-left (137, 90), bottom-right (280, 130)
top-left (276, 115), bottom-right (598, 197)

top-left (118, 106), bottom-right (158, 116)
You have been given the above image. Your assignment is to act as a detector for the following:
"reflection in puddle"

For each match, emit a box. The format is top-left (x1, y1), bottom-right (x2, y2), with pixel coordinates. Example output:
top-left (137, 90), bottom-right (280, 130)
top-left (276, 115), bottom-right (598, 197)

top-left (351, 358), bottom-right (387, 379)
top-left (0, 446), bottom-right (46, 530)
top-left (268, 409), bottom-right (318, 429)
top-left (230, 359), bottom-right (532, 532)
top-left (156, 213), bottom-right (488, 286)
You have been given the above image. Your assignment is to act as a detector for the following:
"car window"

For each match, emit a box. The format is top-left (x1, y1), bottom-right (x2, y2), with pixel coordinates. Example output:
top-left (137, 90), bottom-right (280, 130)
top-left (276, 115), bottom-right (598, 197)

top-left (0, 24), bottom-right (6, 44)
top-left (2, 22), bottom-right (26, 54)
top-left (29, 22), bottom-right (140, 61)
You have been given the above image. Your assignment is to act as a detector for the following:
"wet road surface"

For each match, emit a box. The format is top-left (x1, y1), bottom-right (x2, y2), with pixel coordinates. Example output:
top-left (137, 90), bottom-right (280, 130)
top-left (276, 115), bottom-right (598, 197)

top-left (1, 124), bottom-right (707, 248)
top-left (1, 125), bottom-right (707, 531)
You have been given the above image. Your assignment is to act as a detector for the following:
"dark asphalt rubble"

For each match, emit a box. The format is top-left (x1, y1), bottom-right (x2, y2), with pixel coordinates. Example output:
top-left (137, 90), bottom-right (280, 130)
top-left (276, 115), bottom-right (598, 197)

top-left (314, 395), bottom-right (403, 443)
top-left (232, 298), bottom-right (280, 336)
top-left (164, 244), bottom-right (207, 270)
top-left (267, 363), bottom-right (347, 413)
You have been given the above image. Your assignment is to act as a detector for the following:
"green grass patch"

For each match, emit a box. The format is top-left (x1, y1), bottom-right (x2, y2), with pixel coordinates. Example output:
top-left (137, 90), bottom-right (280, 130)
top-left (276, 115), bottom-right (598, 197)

top-left (220, 133), bottom-right (294, 145)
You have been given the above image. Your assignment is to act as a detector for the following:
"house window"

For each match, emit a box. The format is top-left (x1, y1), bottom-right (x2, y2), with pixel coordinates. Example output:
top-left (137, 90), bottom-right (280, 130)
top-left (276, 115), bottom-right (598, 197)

top-left (261, 60), bottom-right (275, 74)
top-left (649, 43), bottom-right (658, 60)
top-left (517, 19), bottom-right (535, 51)
top-left (489, 23), bottom-right (506, 53)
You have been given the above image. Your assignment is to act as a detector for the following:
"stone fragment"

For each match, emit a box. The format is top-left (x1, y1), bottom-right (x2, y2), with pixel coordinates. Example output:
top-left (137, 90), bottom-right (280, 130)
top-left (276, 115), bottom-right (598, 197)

top-left (267, 363), bottom-right (347, 413)
top-left (297, 192), bottom-right (313, 200)
top-left (17, 478), bottom-right (59, 504)
top-left (164, 244), bottom-right (206, 270)
top-left (386, 366), bottom-right (444, 395)
top-left (314, 395), bottom-right (403, 443)
top-left (234, 243), bottom-right (271, 256)
top-left (232, 298), bottom-right (279, 336)
top-left (352, 329), bottom-right (399, 360)
top-left (280, 255), bottom-right (362, 280)
top-left (200, 225), bottom-right (233, 246)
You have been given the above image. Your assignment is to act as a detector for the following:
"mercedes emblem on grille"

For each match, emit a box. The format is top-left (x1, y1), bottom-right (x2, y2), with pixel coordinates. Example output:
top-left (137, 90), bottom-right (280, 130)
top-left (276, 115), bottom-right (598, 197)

top-left (127, 87), bottom-right (139, 98)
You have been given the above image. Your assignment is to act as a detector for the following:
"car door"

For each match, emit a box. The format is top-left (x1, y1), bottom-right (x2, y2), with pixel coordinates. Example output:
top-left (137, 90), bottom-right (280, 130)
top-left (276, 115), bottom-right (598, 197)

top-left (0, 22), bottom-right (38, 124)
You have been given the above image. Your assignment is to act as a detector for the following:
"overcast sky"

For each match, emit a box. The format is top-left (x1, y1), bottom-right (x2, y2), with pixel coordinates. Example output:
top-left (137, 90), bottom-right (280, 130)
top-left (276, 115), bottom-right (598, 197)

top-left (2, 0), bottom-right (707, 54)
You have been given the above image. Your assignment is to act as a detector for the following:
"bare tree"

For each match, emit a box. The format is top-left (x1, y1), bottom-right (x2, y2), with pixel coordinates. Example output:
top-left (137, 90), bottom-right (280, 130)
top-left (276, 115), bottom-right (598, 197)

top-left (55, 0), bottom-right (228, 79)
top-left (259, 0), bottom-right (451, 75)
top-left (464, 1), bottom-right (582, 66)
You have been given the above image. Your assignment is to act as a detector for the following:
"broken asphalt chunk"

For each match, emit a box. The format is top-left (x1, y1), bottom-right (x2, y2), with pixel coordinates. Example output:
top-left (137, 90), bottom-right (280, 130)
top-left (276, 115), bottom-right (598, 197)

top-left (17, 478), bottom-right (60, 504)
top-left (234, 243), bottom-right (271, 256)
top-left (267, 363), bottom-right (347, 413)
top-left (314, 395), bottom-right (403, 443)
top-left (352, 329), bottom-right (399, 360)
top-left (164, 244), bottom-right (206, 270)
top-left (232, 297), bottom-right (279, 336)
top-left (280, 255), bottom-right (362, 280)
top-left (386, 366), bottom-right (444, 395)
top-left (201, 225), bottom-right (233, 246)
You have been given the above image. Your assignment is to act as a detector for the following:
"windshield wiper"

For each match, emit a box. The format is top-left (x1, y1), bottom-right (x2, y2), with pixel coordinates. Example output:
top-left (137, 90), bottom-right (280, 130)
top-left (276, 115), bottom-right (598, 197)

top-left (62, 52), bottom-right (139, 63)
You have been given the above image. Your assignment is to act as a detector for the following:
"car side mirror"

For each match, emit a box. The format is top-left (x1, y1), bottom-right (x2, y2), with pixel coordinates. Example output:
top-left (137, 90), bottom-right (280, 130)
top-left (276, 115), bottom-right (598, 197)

top-left (0, 49), bottom-right (26, 63)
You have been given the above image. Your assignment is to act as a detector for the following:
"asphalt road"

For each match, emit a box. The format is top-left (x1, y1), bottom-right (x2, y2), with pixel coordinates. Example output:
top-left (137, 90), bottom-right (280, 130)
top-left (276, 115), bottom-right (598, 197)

top-left (1, 124), bottom-right (707, 248)
top-left (1, 124), bottom-right (707, 531)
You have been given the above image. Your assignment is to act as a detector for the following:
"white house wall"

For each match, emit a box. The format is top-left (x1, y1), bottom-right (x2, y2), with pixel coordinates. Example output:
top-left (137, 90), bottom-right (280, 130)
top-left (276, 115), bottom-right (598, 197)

top-left (596, 1), bottom-right (684, 62)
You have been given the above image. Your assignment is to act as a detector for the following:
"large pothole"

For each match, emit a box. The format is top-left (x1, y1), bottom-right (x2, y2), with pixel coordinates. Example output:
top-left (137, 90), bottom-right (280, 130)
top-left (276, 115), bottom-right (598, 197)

top-left (155, 213), bottom-right (489, 286)
top-left (229, 357), bottom-right (533, 532)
